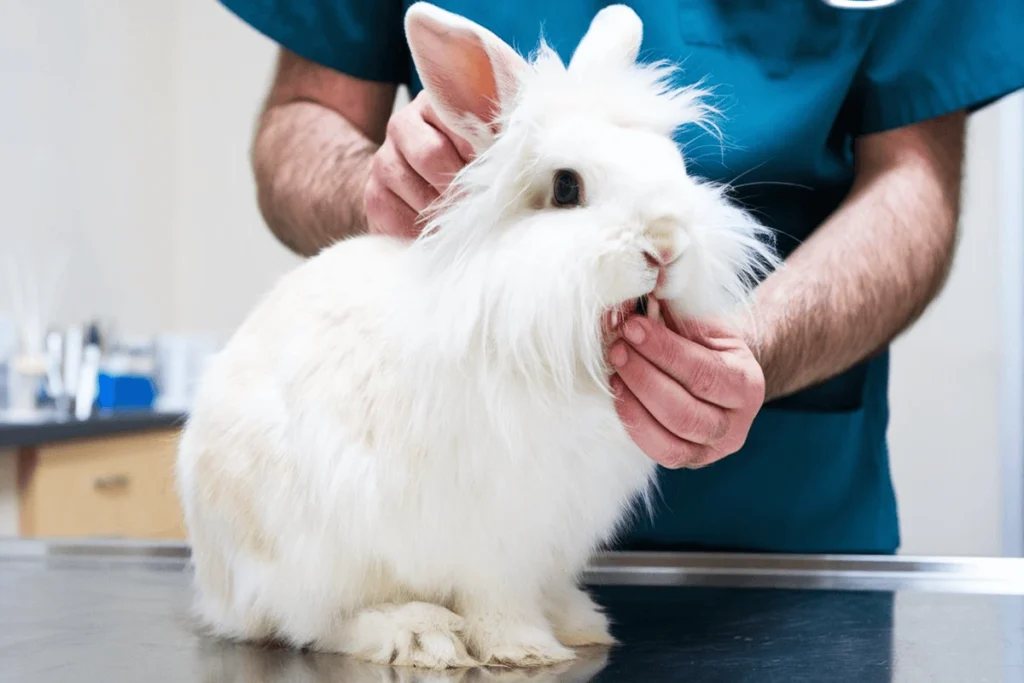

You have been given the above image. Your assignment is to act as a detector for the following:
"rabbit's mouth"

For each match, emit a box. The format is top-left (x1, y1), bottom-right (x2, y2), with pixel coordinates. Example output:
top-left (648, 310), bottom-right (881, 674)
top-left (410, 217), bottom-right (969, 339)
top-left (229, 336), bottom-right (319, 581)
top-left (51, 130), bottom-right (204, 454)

top-left (602, 295), bottom-right (652, 339)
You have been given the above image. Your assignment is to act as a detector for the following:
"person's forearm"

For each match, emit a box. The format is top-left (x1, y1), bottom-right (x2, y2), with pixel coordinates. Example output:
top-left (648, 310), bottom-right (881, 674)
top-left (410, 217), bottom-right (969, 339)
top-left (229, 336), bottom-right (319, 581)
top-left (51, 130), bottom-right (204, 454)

top-left (750, 113), bottom-right (965, 402)
top-left (253, 102), bottom-right (378, 256)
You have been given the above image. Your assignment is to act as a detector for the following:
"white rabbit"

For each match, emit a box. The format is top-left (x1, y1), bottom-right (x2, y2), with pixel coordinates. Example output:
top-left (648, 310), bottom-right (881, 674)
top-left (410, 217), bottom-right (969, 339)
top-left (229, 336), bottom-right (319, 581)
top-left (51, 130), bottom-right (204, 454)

top-left (176, 1), bottom-right (777, 671)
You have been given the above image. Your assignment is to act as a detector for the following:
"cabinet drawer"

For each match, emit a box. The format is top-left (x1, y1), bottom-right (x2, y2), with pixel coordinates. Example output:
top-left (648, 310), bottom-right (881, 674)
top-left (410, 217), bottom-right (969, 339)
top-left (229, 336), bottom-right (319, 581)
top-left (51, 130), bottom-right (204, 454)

top-left (19, 429), bottom-right (186, 540)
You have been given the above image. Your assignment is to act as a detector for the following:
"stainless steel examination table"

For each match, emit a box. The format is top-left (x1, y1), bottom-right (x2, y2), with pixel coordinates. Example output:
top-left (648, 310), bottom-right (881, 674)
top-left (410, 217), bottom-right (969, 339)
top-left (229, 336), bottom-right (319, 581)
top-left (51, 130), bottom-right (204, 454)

top-left (2, 540), bottom-right (1023, 682)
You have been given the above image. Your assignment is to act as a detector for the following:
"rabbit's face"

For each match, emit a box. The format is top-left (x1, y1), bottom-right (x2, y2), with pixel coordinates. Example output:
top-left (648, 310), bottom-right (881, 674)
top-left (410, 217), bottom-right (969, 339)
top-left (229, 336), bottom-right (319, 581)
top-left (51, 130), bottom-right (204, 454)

top-left (500, 112), bottom-right (718, 323)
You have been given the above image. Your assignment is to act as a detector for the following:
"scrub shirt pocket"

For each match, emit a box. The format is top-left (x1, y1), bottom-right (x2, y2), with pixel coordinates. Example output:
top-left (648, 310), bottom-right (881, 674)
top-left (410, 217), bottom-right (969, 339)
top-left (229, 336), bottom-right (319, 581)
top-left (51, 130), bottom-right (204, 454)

top-left (677, 0), bottom-right (861, 79)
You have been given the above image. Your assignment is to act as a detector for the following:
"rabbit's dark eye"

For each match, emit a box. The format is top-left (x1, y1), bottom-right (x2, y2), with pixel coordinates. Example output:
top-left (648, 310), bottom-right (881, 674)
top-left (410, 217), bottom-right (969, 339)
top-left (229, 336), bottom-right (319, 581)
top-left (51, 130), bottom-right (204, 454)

top-left (552, 169), bottom-right (582, 207)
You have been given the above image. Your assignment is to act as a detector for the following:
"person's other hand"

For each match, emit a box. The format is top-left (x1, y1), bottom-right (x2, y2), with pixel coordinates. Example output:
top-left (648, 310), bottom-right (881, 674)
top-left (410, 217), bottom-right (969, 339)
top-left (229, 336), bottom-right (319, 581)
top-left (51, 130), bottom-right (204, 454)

top-left (608, 307), bottom-right (765, 469)
top-left (363, 92), bottom-right (474, 239)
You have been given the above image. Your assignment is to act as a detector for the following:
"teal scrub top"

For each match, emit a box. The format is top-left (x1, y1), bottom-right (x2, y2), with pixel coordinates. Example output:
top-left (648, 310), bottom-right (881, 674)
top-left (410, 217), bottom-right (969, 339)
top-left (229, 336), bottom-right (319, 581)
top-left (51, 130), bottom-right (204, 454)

top-left (220, 0), bottom-right (1024, 554)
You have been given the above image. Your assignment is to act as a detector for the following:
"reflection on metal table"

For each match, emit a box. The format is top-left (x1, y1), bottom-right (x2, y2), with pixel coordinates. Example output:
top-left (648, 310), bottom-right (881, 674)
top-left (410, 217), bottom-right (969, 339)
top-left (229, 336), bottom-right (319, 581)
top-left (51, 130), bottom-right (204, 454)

top-left (1, 539), bottom-right (1023, 682)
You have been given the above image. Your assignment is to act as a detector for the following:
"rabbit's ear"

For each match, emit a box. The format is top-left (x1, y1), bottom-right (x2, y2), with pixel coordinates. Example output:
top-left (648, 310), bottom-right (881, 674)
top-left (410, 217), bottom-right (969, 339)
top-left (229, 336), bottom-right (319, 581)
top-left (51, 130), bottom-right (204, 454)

top-left (569, 5), bottom-right (643, 73)
top-left (405, 3), bottom-right (527, 152)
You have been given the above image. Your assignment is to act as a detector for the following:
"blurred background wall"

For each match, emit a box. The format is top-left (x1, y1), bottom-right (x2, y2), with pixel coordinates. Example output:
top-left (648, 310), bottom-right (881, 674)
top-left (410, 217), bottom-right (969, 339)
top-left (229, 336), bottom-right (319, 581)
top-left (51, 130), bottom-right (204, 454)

top-left (1, 0), bottom-right (1021, 556)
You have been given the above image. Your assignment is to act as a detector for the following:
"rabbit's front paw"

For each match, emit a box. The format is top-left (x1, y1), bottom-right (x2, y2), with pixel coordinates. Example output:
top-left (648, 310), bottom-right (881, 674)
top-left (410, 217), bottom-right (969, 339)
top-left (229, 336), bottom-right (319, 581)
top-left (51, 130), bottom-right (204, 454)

top-left (463, 617), bottom-right (576, 668)
top-left (545, 586), bottom-right (616, 647)
top-left (326, 602), bottom-right (476, 669)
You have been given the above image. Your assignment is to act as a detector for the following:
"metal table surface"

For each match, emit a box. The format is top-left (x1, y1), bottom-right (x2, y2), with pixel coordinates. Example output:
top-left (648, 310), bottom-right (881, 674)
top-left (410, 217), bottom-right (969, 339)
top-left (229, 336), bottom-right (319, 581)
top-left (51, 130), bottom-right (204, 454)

top-left (2, 540), bottom-right (1023, 683)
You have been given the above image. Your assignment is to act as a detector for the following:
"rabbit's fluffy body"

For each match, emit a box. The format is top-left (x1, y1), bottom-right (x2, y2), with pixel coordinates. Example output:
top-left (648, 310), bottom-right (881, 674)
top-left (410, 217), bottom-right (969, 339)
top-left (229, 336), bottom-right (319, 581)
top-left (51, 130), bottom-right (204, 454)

top-left (177, 2), bottom-right (775, 670)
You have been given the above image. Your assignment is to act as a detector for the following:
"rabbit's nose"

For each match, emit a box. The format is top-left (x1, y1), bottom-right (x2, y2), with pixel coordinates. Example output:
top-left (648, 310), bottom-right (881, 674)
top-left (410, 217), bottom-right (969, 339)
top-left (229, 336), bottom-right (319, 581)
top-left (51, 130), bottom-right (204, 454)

top-left (645, 215), bottom-right (689, 265)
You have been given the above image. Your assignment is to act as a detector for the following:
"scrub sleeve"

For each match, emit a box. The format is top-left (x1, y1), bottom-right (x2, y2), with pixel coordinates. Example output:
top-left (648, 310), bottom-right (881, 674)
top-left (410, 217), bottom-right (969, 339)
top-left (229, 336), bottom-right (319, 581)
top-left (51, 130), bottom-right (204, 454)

top-left (849, 0), bottom-right (1024, 135)
top-left (218, 0), bottom-right (409, 83)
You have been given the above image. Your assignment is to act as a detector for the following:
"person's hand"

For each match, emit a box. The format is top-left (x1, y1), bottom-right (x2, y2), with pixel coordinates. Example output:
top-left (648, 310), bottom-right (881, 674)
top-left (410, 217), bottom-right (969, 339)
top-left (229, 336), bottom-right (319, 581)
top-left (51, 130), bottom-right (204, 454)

top-left (363, 91), bottom-right (475, 239)
top-left (608, 306), bottom-right (765, 469)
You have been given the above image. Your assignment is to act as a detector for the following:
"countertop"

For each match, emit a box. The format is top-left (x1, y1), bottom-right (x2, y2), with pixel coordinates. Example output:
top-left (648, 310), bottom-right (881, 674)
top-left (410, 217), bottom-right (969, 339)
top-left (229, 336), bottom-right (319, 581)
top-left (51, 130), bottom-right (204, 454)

top-left (2, 539), bottom-right (1023, 683)
top-left (0, 409), bottom-right (186, 449)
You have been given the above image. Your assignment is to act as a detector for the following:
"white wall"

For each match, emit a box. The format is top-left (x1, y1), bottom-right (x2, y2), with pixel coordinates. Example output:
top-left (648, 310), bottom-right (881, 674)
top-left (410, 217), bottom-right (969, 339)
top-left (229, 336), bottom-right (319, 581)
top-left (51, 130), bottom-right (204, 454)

top-left (171, 0), bottom-right (299, 338)
top-left (0, 1), bottom-right (178, 345)
top-left (0, 0), bottom-right (295, 344)
top-left (888, 104), bottom-right (1009, 557)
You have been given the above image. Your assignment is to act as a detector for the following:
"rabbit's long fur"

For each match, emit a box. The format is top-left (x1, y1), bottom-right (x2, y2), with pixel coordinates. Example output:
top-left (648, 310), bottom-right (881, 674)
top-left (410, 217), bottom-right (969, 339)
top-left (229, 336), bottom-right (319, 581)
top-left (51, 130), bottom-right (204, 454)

top-left (177, 2), bottom-right (777, 670)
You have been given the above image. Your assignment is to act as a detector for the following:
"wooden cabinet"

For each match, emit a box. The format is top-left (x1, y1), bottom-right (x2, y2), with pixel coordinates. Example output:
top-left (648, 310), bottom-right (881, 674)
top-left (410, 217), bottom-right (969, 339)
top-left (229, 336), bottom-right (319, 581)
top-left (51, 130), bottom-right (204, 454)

top-left (17, 429), bottom-right (186, 540)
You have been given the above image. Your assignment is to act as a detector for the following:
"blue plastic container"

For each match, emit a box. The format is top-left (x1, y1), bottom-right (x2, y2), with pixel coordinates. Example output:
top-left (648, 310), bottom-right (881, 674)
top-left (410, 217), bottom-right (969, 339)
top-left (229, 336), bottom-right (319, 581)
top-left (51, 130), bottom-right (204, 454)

top-left (96, 373), bottom-right (157, 411)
